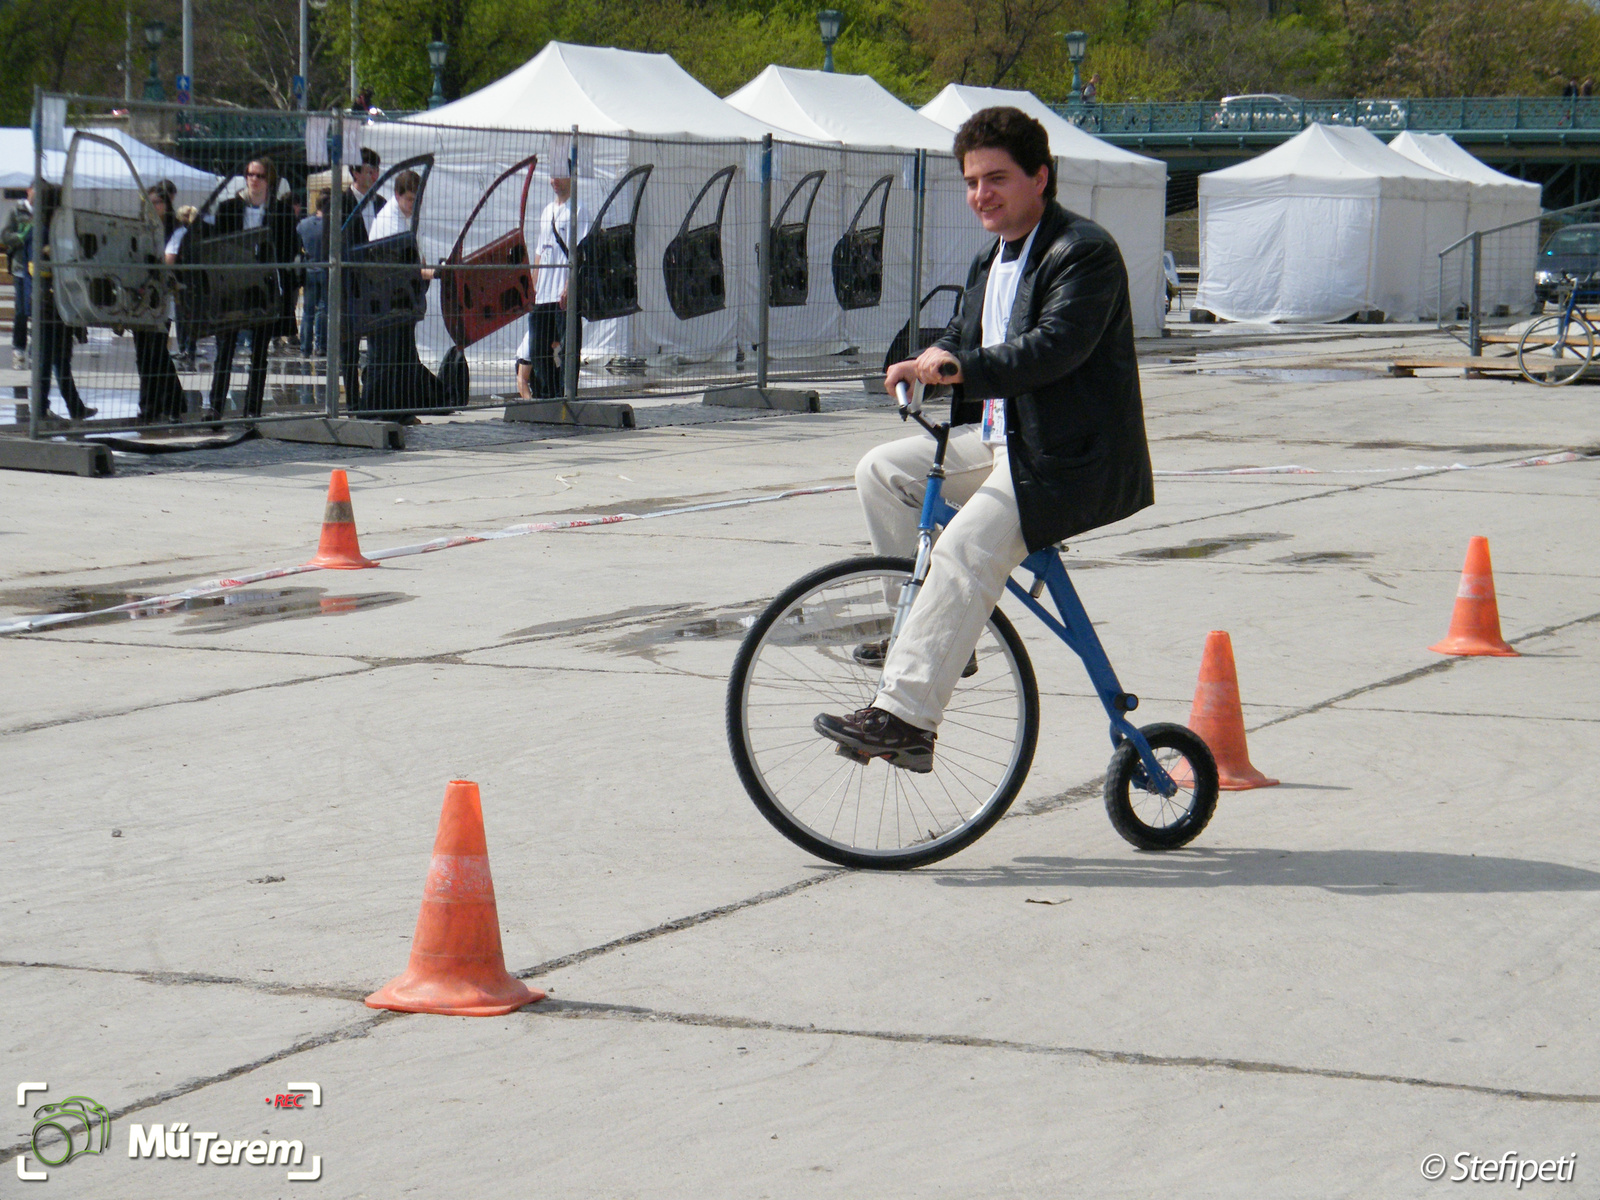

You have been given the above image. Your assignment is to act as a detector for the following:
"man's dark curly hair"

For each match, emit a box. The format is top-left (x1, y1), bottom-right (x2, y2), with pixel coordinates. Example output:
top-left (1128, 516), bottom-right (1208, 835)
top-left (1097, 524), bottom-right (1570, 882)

top-left (952, 107), bottom-right (1056, 202)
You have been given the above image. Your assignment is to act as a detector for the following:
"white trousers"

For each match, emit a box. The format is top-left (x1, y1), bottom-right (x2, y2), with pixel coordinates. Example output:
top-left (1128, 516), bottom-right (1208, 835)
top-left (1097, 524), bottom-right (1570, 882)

top-left (856, 427), bottom-right (1030, 732)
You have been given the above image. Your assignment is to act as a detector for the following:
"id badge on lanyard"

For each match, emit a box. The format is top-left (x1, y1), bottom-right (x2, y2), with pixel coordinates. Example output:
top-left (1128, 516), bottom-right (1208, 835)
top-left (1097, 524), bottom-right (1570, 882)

top-left (981, 397), bottom-right (1005, 444)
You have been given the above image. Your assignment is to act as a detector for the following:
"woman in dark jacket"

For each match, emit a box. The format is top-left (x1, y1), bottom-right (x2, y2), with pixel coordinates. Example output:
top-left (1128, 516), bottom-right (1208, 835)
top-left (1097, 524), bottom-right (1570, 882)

top-left (204, 157), bottom-right (297, 420)
top-left (133, 179), bottom-right (187, 424)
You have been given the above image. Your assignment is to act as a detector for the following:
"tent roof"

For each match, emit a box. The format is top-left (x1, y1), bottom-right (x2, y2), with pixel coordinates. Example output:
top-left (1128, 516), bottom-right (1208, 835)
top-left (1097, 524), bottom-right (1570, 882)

top-left (919, 84), bottom-right (1163, 176)
top-left (727, 66), bottom-right (952, 151)
top-left (1200, 123), bottom-right (1469, 201)
top-left (2, 126), bottom-right (221, 194)
top-left (406, 42), bottom-right (780, 140)
top-left (1389, 131), bottom-right (1542, 201)
top-left (0, 128), bottom-right (32, 189)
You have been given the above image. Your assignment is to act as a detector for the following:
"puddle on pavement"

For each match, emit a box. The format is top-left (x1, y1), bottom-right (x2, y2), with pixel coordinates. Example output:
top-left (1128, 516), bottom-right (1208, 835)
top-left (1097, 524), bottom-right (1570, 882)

top-left (1123, 533), bottom-right (1291, 560)
top-left (1193, 367), bottom-right (1380, 383)
top-left (599, 609), bottom-right (758, 662)
top-left (7, 585), bottom-right (410, 631)
top-left (1273, 551), bottom-right (1375, 566)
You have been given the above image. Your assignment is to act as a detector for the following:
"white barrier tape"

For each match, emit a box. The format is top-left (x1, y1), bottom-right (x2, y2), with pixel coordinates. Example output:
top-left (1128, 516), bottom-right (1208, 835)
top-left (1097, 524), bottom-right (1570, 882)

top-left (0, 485), bottom-right (856, 636)
top-left (1154, 451), bottom-right (1590, 477)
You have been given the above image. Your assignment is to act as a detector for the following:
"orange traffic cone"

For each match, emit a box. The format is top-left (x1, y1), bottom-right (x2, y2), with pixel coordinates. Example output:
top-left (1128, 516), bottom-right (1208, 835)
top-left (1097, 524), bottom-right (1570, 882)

top-left (305, 469), bottom-right (377, 569)
top-left (1178, 631), bottom-right (1279, 791)
top-left (1429, 536), bottom-right (1518, 657)
top-left (366, 781), bottom-right (543, 1017)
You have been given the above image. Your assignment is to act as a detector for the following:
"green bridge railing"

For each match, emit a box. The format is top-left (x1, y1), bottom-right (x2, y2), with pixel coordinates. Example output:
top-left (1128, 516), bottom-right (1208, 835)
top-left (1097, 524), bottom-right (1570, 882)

top-left (1052, 97), bottom-right (1600, 139)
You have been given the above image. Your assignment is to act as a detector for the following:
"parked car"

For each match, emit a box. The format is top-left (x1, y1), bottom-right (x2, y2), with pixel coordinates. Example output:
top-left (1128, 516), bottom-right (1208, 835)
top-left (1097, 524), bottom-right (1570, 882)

top-left (1210, 94), bottom-right (1304, 131)
top-left (1534, 222), bottom-right (1600, 308)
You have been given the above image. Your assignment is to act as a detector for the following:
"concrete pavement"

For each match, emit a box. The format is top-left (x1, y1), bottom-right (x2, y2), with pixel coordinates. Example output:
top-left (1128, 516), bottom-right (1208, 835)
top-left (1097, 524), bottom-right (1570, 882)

top-left (3, 327), bottom-right (1598, 1197)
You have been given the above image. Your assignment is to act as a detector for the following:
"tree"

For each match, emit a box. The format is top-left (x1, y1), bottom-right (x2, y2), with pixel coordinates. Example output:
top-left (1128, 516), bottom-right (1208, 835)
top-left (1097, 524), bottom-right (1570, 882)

top-left (912, 0), bottom-right (1068, 89)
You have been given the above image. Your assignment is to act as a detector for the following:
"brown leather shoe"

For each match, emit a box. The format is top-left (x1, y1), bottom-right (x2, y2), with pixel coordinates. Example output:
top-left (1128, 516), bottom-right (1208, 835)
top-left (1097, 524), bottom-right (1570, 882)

top-left (852, 638), bottom-right (978, 678)
top-left (813, 705), bottom-right (935, 773)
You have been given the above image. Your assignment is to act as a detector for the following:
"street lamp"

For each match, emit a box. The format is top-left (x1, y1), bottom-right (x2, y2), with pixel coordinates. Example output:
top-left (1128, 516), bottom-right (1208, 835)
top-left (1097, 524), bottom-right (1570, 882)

top-left (143, 19), bottom-right (166, 103)
top-left (428, 41), bottom-right (448, 109)
top-left (818, 9), bottom-right (842, 73)
top-left (1062, 30), bottom-right (1087, 103)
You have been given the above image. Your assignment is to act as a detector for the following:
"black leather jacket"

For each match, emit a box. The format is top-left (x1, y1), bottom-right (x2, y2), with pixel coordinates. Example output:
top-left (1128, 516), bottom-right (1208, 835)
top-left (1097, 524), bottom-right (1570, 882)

top-left (936, 200), bottom-right (1154, 552)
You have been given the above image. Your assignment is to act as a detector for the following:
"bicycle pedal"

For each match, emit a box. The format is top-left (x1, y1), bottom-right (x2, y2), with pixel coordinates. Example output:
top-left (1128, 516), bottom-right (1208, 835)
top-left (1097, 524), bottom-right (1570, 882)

top-left (834, 744), bottom-right (873, 766)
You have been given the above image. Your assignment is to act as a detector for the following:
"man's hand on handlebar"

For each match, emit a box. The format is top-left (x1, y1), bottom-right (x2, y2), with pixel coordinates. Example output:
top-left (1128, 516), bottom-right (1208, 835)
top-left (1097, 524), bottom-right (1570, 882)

top-left (884, 347), bottom-right (963, 395)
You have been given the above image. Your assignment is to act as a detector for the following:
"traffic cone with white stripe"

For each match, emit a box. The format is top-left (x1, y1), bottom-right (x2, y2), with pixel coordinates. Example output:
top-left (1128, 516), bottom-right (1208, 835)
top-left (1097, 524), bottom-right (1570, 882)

top-left (365, 780), bottom-right (543, 1017)
top-left (305, 469), bottom-right (377, 569)
top-left (1429, 536), bottom-right (1518, 657)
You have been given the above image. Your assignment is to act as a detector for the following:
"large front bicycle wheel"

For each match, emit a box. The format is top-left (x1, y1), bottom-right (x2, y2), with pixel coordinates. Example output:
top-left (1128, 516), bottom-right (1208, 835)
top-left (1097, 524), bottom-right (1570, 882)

top-left (727, 556), bottom-right (1038, 869)
top-left (1517, 313), bottom-right (1599, 386)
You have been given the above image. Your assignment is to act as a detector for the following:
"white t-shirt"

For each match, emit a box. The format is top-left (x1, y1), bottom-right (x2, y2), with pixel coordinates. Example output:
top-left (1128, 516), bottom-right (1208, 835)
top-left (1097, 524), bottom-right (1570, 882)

top-left (241, 203), bottom-right (266, 230)
top-left (979, 223), bottom-right (1039, 446)
top-left (368, 200), bottom-right (409, 242)
top-left (164, 226), bottom-right (187, 257)
top-left (533, 196), bottom-right (588, 305)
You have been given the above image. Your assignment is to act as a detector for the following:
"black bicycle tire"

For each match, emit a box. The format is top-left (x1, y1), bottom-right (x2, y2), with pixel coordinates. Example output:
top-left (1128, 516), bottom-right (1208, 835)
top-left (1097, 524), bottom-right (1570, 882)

top-left (1103, 722), bottom-right (1219, 850)
top-left (727, 555), bottom-right (1039, 869)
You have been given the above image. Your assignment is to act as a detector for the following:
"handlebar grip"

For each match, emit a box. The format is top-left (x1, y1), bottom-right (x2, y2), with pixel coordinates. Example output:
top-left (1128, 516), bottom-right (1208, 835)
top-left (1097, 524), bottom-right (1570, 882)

top-left (936, 360), bottom-right (958, 378)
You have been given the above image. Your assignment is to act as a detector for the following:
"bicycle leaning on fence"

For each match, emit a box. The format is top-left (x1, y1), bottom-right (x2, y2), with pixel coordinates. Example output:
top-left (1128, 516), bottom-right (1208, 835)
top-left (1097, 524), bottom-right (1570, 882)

top-left (725, 381), bottom-right (1221, 870)
top-left (1517, 275), bottom-right (1600, 386)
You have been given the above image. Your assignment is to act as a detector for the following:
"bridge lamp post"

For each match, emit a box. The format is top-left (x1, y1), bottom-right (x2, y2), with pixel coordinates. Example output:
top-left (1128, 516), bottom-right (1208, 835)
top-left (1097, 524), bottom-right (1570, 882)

top-left (427, 41), bottom-right (449, 109)
top-left (143, 19), bottom-right (166, 102)
top-left (818, 10), bottom-right (843, 73)
top-left (1063, 30), bottom-right (1087, 104)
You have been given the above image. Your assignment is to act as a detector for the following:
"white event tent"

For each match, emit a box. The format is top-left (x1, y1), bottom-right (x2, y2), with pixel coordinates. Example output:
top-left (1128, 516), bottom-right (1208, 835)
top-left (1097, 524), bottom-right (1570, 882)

top-left (1196, 123), bottom-right (1471, 323)
top-left (2, 126), bottom-right (221, 209)
top-left (920, 84), bottom-right (1169, 336)
top-left (727, 65), bottom-right (980, 358)
top-left (1389, 131), bottom-right (1542, 315)
top-left (365, 42), bottom-right (813, 370)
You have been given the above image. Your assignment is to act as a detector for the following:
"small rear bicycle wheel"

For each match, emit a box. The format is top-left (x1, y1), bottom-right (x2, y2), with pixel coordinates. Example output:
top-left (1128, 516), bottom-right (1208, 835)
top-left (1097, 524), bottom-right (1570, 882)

top-left (727, 556), bottom-right (1038, 869)
top-left (1517, 313), bottom-right (1599, 386)
top-left (1104, 722), bottom-right (1218, 850)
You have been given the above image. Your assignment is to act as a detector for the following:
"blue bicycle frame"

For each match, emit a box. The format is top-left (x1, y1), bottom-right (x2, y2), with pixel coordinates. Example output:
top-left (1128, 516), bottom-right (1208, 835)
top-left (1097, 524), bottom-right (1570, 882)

top-left (888, 390), bottom-right (1179, 798)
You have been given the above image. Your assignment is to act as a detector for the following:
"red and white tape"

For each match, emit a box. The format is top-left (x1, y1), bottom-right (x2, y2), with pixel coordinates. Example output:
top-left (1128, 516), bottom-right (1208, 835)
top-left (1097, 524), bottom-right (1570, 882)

top-left (0, 484), bottom-right (855, 636)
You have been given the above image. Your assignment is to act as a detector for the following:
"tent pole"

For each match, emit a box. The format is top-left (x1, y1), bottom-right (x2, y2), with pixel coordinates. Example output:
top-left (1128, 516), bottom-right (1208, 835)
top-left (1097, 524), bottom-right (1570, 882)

top-left (325, 113), bottom-right (344, 419)
top-left (908, 148), bottom-right (926, 365)
top-left (756, 133), bottom-right (772, 391)
top-left (1468, 231), bottom-right (1482, 357)
top-left (564, 126), bottom-right (580, 402)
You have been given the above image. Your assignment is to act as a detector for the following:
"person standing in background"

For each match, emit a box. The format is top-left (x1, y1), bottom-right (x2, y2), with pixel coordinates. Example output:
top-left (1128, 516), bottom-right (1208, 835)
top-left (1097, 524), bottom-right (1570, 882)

top-left (338, 147), bottom-right (385, 409)
top-left (2, 187), bottom-right (31, 370)
top-left (203, 157), bottom-right (297, 421)
top-left (30, 184), bottom-right (96, 423)
top-left (1083, 74), bottom-right (1100, 104)
top-left (298, 192), bottom-right (328, 359)
top-left (132, 180), bottom-right (186, 423)
top-left (166, 203), bottom-right (200, 367)
top-left (518, 172), bottom-right (587, 399)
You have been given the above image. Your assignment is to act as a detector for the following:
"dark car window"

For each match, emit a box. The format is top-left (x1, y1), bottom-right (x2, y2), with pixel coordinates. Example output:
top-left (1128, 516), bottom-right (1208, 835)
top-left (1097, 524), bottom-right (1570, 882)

top-left (1545, 227), bottom-right (1600, 255)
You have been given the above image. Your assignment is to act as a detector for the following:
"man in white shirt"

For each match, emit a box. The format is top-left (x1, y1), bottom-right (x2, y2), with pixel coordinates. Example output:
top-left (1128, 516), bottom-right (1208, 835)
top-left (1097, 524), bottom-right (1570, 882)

top-left (517, 173), bottom-right (587, 398)
top-left (338, 147), bottom-right (385, 408)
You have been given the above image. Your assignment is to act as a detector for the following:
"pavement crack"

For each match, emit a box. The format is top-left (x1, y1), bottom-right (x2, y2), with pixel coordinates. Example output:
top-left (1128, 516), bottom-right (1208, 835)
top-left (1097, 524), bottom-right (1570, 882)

top-left (1250, 607), bottom-right (1600, 734)
top-left (515, 871), bottom-right (846, 979)
top-left (0, 958), bottom-right (368, 1002)
top-left (524, 1000), bottom-right (1600, 1105)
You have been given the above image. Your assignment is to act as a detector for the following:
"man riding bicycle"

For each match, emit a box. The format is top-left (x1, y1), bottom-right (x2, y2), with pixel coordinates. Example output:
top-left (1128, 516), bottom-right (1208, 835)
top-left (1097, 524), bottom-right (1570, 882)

top-left (814, 106), bottom-right (1155, 773)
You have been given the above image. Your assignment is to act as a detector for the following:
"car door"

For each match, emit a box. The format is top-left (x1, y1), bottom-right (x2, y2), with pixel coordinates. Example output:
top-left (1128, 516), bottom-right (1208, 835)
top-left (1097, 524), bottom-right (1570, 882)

top-left (440, 154), bottom-right (538, 349)
top-left (50, 132), bottom-right (171, 331)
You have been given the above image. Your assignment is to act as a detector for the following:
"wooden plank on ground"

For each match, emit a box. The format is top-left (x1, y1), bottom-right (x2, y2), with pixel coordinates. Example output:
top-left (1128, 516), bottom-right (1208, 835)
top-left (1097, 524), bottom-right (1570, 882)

top-left (1388, 357), bottom-right (1524, 377)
